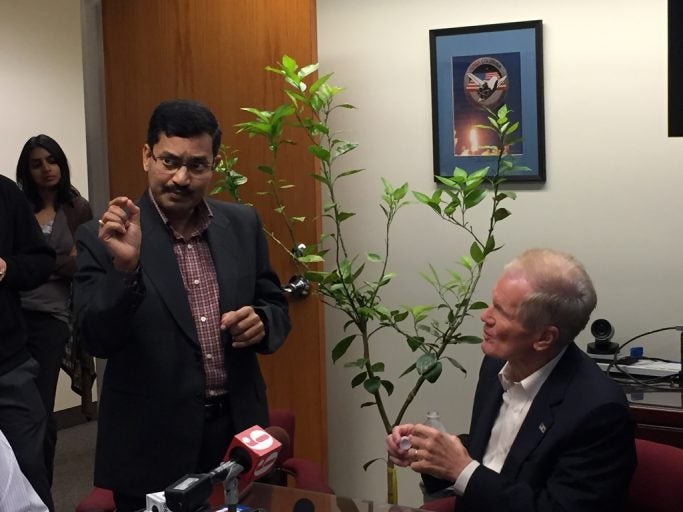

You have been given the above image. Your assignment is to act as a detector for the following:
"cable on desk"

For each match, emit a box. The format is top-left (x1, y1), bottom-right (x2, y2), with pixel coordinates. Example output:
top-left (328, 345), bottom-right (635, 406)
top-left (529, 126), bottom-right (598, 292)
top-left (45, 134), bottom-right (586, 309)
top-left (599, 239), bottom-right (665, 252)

top-left (604, 327), bottom-right (682, 392)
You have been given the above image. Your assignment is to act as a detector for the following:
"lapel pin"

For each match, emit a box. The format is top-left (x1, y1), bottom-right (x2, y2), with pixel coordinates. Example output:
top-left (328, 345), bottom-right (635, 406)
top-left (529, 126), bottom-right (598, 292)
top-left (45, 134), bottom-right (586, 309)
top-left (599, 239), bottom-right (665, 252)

top-left (539, 422), bottom-right (547, 434)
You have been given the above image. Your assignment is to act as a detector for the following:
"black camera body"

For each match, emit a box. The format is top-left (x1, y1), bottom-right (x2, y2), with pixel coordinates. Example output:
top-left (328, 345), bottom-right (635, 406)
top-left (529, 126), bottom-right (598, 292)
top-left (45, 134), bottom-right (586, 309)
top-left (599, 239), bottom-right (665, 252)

top-left (587, 318), bottom-right (619, 355)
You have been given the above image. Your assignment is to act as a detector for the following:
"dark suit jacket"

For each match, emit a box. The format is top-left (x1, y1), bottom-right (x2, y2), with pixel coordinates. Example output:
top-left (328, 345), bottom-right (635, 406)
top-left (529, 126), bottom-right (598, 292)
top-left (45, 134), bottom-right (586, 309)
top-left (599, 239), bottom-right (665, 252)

top-left (73, 193), bottom-right (290, 495)
top-left (425, 342), bottom-right (636, 512)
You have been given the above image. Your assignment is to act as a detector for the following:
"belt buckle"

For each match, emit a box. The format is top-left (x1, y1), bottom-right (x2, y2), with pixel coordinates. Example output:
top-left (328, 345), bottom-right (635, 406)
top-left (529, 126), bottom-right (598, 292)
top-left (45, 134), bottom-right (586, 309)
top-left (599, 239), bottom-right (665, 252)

top-left (204, 396), bottom-right (224, 420)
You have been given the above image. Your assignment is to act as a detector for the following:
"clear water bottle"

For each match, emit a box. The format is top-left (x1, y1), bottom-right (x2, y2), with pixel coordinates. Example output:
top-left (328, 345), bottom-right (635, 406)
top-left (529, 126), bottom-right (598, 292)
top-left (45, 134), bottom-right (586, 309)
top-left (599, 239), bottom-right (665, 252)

top-left (424, 410), bottom-right (447, 432)
top-left (420, 411), bottom-right (453, 502)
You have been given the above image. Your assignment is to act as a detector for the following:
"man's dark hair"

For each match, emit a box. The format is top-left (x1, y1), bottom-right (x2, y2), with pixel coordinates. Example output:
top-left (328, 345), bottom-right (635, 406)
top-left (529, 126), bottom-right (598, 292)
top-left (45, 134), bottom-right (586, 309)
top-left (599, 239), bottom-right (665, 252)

top-left (15, 134), bottom-right (80, 211)
top-left (147, 99), bottom-right (222, 156)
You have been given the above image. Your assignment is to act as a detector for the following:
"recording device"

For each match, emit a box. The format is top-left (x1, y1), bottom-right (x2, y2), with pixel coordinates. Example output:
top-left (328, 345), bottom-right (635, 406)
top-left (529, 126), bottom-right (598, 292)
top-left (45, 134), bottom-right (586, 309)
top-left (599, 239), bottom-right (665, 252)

top-left (161, 426), bottom-right (282, 512)
top-left (225, 425), bottom-right (282, 484)
top-left (587, 318), bottom-right (619, 355)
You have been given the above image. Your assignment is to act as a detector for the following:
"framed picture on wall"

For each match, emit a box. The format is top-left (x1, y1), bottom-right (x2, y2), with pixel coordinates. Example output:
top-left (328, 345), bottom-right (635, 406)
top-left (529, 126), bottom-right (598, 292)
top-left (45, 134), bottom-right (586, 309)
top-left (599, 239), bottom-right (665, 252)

top-left (429, 20), bottom-right (546, 182)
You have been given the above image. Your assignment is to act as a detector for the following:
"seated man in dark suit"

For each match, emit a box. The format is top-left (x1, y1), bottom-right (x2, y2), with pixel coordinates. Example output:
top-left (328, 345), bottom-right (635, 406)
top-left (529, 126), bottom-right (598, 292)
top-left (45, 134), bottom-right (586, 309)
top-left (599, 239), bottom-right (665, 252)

top-left (387, 248), bottom-right (636, 512)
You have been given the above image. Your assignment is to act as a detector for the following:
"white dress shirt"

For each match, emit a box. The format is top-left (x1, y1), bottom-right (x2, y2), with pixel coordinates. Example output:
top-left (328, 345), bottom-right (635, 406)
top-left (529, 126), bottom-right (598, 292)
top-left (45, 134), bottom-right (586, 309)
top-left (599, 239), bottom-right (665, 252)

top-left (0, 430), bottom-right (48, 512)
top-left (453, 347), bottom-right (567, 495)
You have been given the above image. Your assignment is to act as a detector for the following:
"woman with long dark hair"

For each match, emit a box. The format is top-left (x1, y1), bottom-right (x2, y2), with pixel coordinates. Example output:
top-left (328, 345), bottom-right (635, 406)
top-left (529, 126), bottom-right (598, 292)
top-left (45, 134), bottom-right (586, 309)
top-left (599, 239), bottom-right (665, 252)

top-left (15, 134), bottom-right (93, 486)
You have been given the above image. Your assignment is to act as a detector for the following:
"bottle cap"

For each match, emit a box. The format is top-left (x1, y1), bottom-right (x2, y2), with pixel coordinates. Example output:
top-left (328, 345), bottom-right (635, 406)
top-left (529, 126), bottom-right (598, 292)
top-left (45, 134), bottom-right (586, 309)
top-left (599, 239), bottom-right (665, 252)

top-left (399, 436), bottom-right (411, 451)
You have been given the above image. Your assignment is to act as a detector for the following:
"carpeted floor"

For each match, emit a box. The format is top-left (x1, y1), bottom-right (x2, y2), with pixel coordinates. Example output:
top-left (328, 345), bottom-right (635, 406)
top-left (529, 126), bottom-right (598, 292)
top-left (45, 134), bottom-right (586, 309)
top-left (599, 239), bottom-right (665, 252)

top-left (53, 420), bottom-right (97, 512)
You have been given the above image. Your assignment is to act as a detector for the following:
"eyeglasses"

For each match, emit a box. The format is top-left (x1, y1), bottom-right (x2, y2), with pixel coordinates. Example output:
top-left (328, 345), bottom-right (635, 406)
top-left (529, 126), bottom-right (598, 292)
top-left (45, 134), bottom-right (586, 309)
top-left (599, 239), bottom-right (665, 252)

top-left (150, 151), bottom-right (214, 177)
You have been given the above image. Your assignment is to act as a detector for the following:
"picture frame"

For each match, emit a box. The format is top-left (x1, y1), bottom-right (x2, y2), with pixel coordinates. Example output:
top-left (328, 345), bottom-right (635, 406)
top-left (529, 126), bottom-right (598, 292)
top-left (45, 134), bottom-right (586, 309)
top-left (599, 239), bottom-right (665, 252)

top-left (429, 20), bottom-right (546, 182)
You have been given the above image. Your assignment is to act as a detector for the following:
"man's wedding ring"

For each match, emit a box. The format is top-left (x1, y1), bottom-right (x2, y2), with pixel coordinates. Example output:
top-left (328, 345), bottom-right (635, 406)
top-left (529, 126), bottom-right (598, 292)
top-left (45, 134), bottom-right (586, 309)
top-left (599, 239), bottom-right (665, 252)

top-left (98, 219), bottom-right (105, 227)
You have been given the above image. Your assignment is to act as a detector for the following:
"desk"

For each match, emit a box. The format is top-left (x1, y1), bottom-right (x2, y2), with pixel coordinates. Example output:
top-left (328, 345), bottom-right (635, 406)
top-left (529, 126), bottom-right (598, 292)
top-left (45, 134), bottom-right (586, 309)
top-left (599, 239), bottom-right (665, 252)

top-left (619, 381), bottom-right (683, 448)
top-left (233, 483), bottom-right (424, 512)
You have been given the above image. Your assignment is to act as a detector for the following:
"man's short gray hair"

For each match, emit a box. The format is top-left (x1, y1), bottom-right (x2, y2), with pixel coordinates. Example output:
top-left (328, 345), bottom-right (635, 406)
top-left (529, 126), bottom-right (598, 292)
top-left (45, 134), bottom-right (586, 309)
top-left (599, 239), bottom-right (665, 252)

top-left (503, 248), bottom-right (597, 344)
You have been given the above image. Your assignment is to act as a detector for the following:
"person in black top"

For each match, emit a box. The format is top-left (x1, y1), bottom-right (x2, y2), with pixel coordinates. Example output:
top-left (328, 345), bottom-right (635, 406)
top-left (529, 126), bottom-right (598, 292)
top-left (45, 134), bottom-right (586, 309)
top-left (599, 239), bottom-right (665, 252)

top-left (16, 135), bottom-right (94, 486)
top-left (0, 174), bottom-right (56, 511)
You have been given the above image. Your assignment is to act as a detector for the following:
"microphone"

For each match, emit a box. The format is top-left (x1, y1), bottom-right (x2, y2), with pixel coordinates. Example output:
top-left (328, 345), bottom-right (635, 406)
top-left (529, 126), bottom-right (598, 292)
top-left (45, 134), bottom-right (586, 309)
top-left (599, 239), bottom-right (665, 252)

top-left (163, 425), bottom-right (281, 512)
top-left (224, 425), bottom-right (282, 486)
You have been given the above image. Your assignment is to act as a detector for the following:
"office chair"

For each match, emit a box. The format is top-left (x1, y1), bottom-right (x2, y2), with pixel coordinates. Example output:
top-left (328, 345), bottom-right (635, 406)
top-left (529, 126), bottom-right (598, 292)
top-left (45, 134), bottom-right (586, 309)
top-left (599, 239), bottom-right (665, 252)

top-left (263, 408), bottom-right (333, 494)
top-left (623, 438), bottom-right (683, 512)
top-left (421, 438), bottom-right (683, 512)
top-left (75, 408), bottom-right (331, 512)
top-left (420, 495), bottom-right (455, 512)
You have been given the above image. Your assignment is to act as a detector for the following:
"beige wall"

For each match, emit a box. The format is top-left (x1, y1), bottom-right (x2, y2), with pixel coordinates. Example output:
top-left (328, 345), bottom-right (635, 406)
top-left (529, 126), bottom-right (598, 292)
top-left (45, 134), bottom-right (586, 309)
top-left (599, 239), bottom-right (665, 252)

top-left (317, 0), bottom-right (683, 506)
top-left (0, 0), bottom-right (91, 412)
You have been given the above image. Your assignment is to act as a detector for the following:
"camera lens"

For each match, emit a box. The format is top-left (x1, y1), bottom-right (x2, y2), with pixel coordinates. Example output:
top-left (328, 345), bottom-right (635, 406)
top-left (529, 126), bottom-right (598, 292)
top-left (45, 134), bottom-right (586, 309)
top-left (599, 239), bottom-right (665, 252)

top-left (590, 319), bottom-right (614, 341)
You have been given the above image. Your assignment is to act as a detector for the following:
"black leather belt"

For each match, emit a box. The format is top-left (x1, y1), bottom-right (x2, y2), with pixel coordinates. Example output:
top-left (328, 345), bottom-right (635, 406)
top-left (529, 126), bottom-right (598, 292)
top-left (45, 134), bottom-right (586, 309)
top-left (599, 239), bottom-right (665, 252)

top-left (204, 394), bottom-right (230, 421)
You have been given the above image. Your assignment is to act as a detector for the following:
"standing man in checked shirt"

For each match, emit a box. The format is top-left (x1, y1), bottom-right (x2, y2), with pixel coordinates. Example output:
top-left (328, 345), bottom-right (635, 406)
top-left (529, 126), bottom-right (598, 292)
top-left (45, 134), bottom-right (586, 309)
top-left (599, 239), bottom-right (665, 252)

top-left (73, 99), bottom-right (290, 512)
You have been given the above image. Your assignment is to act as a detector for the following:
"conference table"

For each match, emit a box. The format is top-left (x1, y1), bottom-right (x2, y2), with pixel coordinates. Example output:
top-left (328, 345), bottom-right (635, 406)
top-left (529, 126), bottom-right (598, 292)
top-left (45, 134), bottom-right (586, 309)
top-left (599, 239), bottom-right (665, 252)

top-left (619, 380), bottom-right (683, 448)
top-left (210, 482), bottom-right (426, 512)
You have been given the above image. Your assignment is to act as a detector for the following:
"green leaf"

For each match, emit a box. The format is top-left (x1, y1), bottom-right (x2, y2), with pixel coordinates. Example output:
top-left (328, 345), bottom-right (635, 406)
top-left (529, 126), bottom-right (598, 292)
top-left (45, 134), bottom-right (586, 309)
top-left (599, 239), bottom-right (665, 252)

top-left (495, 191), bottom-right (517, 201)
top-left (298, 63), bottom-right (319, 79)
top-left (378, 272), bottom-right (395, 286)
top-left (410, 304), bottom-right (435, 322)
top-left (363, 458), bottom-right (383, 471)
top-left (413, 191), bottom-right (429, 204)
top-left (470, 242), bottom-right (484, 264)
top-left (505, 121), bottom-right (519, 136)
top-left (453, 167), bottom-right (469, 181)
top-left (463, 189), bottom-right (487, 209)
top-left (336, 168), bottom-right (364, 179)
top-left (308, 145), bottom-right (330, 161)
top-left (406, 336), bottom-right (424, 351)
top-left (334, 142), bottom-right (359, 158)
top-left (392, 182), bottom-right (409, 201)
top-left (371, 362), bottom-right (385, 372)
top-left (332, 335), bottom-right (356, 362)
top-left (460, 255), bottom-right (474, 271)
top-left (367, 253), bottom-right (381, 262)
top-left (457, 335), bottom-right (483, 344)
top-left (392, 310), bottom-right (409, 323)
top-left (424, 361), bottom-right (442, 383)
top-left (493, 208), bottom-right (511, 221)
top-left (363, 376), bottom-right (381, 394)
top-left (291, 216), bottom-right (306, 223)
top-left (337, 211), bottom-right (356, 222)
top-left (343, 358), bottom-right (368, 369)
top-left (281, 54), bottom-right (298, 74)
top-left (240, 107), bottom-right (273, 122)
top-left (416, 353), bottom-right (437, 375)
top-left (304, 270), bottom-right (330, 282)
top-left (297, 254), bottom-right (324, 263)
top-left (351, 372), bottom-right (367, 388)
top-left (309, 72), bottom-right (333, 94)
top-left (311, 174), bottom-right (331, 186)
top-left (469, 301), bottom-right (488, 310)
top-left (381, 380), bottom-right (394, 396)
top-left (360, 401), bottom-right (376, 408)
top-left (444, 357), bottom-right (467, 373)
top-left (485, 235), bottom-right (496, 254)
top-left (285, 90), bottom-right (306, 106)
top-left (399, 363), bottom-right (417, 378)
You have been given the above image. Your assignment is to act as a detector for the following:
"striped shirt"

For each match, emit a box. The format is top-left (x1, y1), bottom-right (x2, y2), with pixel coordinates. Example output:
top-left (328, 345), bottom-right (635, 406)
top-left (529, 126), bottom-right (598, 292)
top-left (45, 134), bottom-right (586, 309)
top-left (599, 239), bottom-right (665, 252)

top-left (0, 429), bottom-right (48, 512)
